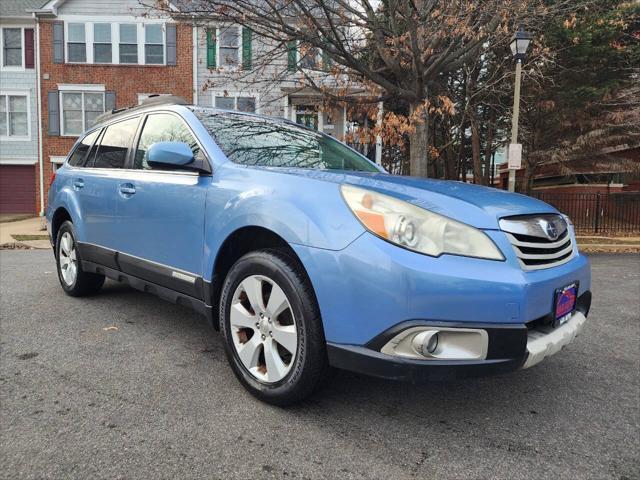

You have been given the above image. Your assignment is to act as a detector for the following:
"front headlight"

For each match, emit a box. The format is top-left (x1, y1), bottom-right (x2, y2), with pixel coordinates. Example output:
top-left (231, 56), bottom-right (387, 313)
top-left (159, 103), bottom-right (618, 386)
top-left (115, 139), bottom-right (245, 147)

top-left (341, 185), bottom-right (504, 260)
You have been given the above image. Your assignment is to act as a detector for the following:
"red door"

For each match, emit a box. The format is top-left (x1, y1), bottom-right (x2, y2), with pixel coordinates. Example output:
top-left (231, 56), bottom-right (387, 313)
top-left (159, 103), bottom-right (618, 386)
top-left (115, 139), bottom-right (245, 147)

top-left (0, 165), bottom-right (37, 214)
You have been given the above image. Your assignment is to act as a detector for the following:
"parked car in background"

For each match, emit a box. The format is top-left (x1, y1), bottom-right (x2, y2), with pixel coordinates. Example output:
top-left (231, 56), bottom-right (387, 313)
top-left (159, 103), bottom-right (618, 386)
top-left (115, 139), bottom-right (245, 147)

top-left (46, 97), bottom-right (591, 405)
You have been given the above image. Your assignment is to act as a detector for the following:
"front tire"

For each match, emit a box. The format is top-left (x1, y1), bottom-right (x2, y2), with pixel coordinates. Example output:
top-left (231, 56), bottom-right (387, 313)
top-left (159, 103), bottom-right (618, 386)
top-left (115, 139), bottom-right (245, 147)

top-left (219, 249), bottom-right (329, 406)
top-left (55, 221), bottom-right (105, 296)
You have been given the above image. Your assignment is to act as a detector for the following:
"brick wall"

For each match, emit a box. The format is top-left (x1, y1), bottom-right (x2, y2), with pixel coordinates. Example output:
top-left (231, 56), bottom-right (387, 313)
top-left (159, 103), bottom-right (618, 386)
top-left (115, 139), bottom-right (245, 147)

top-left (36, 20), bottom-right (193, 212)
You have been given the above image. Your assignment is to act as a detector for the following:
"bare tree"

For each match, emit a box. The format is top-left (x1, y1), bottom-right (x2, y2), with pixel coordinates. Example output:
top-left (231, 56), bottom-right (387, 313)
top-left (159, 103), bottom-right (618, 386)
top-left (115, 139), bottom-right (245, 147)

top-left (148, 0), bottom-right (543, 177)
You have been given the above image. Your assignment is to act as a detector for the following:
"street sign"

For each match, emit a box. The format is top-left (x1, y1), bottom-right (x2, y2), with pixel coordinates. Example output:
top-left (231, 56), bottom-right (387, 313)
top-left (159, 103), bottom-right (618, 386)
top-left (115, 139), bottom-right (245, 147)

top-left (508, 143), bottom-right (522, 169)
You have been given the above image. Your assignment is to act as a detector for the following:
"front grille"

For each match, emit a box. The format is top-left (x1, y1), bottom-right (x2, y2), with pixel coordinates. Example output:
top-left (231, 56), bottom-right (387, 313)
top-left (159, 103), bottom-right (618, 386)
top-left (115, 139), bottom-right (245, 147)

top-left (499, 214), bottom-right (576, 271)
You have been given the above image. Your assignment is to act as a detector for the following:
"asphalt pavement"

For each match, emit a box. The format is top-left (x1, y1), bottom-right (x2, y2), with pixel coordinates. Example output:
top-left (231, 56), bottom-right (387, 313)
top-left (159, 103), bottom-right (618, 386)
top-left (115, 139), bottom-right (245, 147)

top-left (1, 250), bottom-right (638, 480)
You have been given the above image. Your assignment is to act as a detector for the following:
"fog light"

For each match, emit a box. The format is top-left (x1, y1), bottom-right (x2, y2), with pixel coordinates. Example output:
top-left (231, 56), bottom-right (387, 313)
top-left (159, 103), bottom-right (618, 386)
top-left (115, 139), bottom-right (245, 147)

top-left (426, 331), bottom-right (439, 353)
top-left (381, 326), bottom-right (488, 360)
top-left (412, 330), bottom-right (439, 357)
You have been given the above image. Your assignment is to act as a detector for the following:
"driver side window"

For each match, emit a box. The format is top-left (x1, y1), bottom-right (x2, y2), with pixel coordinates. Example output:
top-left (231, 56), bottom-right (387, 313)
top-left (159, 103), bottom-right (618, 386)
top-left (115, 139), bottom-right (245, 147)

top-left (134, 113), bottom-right (201, 170)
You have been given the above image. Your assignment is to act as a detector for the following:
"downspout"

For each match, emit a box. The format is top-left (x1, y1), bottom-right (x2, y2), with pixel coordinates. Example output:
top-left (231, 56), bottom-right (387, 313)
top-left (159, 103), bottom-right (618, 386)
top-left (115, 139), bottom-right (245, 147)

top-left (35, 15), bottom-right (45, 217)
top-left (192, 22), bottom-right (198, 105)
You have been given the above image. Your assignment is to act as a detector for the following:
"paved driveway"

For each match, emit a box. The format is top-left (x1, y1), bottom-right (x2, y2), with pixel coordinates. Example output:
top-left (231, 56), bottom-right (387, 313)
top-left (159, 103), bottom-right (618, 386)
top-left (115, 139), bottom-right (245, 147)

top-left (1, 251), bottom-right (638, 480)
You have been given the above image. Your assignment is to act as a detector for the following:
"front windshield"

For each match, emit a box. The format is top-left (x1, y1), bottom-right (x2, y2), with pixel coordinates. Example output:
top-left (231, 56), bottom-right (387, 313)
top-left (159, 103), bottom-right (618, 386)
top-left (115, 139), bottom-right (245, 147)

top-left (195, 111), bottom-right (380, 172)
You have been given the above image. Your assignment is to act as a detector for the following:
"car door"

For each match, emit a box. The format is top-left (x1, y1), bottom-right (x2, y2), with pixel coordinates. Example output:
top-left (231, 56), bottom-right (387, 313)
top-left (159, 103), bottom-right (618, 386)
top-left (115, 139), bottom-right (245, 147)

top-left (113, 111), bottom-right (210, 299)
top-left (72, 116), bottom-right (140, 261)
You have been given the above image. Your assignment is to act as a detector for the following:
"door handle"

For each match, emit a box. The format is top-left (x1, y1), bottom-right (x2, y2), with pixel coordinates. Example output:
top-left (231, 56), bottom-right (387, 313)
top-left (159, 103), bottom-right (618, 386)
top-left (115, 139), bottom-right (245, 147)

top-left (73, 178), bottom-right (84, 190)
top-left (119, 183), bottom-right (136, 196)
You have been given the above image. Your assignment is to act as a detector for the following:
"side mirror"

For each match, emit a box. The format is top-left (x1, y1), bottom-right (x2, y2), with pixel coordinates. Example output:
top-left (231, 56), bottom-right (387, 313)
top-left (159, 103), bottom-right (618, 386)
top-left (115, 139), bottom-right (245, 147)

top-left (146, 141), bottom-right (211, 173)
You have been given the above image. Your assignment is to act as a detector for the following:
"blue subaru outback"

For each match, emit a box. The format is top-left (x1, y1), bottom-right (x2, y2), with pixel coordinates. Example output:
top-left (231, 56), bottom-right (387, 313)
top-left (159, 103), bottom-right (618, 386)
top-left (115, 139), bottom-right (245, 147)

top-left (47, 96), bottom-right (591, 405)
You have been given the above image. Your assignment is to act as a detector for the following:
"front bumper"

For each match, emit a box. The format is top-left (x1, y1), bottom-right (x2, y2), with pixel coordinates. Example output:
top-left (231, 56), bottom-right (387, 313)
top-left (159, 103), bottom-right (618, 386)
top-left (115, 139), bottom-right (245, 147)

top-left (327, 293), bottom-right (591, 382)
top-left (291, 228), bottom-right (592, 381)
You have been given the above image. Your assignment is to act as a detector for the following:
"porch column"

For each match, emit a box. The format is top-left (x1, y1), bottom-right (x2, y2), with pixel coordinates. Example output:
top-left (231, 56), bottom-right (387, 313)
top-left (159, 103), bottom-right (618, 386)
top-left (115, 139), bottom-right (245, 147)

top-left (283, 95), bottom-right (289, 120)
top-left (375, 101), bottom-right (383, 165)
top-left (342, 105), bottom-right (347, 140)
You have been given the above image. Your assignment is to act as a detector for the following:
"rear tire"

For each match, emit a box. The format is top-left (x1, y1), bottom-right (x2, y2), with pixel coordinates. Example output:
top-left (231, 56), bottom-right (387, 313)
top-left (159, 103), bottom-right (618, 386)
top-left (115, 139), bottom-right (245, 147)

top-left (219, 249), bottom-right (329, 406)
top-left (55, 221), bottom-right (104, 297)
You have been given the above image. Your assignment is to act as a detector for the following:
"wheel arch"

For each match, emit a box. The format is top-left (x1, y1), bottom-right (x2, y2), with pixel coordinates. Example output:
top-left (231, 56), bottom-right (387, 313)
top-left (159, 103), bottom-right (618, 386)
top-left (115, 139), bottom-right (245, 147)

top-left (51, 207), bottom-right (73, 244)
top-left (209, 225), bottom-right (319, 330)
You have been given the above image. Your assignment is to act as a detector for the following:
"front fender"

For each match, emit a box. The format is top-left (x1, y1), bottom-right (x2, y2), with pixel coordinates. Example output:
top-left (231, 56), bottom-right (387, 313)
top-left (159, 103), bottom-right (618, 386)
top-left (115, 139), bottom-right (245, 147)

top-left (202, 164), bottom-right (365, 281)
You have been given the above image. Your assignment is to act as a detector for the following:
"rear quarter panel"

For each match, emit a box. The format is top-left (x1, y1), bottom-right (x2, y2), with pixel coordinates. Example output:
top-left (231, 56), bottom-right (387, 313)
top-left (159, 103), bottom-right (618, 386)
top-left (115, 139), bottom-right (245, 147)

top-left (47, 165), bottom-right (87, 242)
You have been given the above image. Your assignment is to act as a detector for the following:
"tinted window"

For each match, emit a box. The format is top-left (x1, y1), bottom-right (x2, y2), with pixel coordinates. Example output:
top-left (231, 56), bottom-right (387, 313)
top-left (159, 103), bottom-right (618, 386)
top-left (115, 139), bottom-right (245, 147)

top-left (68, 129), bottom-right (100, 167)
top-left (134, 113), bottom-right (200, 170)
top-left (195, 112), bottom-right (379, 172)
top-left (91, 117), bottom-right (139, 169)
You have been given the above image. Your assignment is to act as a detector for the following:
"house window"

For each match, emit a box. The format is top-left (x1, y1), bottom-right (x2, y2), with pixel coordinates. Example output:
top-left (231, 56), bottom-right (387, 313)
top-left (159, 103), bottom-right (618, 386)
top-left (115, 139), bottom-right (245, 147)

top-left (219, 27), bottom-right (240, 67)
top-left (299, 44), bottom-right (320, 69)
top-left (144, 24), bottom-right (164, 64)
top-left (295, 105), bottom-right (319, 130)
top-left (119, 24), bottom-right (138, 64)
top-left (2, 28), bottom-right (22, 67)
top-left (67, 23), bottom-right (86, 62)
top-left (214, 95), bottom-right (256, 113)
top-left (93, 23), bottom-right (112, 63)
top-left (0, 94), bottom-right (29, 137)
top-left (61, 92), bottom-right (105, 136)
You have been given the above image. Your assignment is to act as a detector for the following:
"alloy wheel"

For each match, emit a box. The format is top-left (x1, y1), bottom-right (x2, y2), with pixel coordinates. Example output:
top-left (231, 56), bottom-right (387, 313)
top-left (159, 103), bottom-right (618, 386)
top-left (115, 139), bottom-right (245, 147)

top-left (230, 274), bottom-right (298, 383)
top-left (59, 232), bottom-right (78, 286)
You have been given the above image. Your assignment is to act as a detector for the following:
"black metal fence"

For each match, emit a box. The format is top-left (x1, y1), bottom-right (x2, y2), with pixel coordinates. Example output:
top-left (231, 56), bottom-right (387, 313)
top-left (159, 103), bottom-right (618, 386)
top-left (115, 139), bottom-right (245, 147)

top-left (533, 192), bottom-right (640, 235)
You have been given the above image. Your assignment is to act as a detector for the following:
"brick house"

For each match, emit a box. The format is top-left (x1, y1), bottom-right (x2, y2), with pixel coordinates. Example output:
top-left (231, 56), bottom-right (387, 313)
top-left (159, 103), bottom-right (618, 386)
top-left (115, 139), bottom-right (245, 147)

top-left (32, 0), bottom-right (193, 213)
top-left (0, 0), bottom-right (41, 214)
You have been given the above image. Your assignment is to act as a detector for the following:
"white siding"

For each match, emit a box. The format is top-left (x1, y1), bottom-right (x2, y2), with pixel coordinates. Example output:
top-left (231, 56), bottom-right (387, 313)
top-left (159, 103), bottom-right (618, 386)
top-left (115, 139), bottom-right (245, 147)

top-left (56, 0), bottom-right (150, 17)
top-left (0, 21), bottom-right (38, 165)
top-left (194, 25), bottom-right (350, 138)
top-left (195, 26), bottom-right (290, 117)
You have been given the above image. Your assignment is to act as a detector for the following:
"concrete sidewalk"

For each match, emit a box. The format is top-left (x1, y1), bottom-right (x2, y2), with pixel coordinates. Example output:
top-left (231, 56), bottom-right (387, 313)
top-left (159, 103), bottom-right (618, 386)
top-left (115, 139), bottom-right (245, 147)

top-left (0, 216), bottom-right (50, 249)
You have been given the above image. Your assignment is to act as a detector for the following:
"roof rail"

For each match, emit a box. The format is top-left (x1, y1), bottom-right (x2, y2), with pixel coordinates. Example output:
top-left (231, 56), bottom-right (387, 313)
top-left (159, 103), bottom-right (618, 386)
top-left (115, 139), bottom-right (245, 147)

top-left (94, 95), bottom-right (189, 124)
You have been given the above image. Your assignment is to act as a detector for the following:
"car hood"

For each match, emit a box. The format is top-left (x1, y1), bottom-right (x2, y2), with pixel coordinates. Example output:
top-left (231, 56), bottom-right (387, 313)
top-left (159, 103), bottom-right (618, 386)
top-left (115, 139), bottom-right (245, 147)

top-left (270, 168), bottom-right (558, 230)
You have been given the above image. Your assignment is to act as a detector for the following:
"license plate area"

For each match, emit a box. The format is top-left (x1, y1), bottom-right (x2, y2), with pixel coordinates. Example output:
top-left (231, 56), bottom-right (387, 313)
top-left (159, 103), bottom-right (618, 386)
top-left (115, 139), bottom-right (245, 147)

top-left (554, 282), bottom-right (578, 327)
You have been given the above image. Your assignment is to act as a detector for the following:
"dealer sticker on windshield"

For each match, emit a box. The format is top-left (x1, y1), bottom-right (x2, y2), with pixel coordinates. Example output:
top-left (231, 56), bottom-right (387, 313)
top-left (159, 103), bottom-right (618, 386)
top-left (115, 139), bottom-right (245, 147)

top-left (554, 282), bottom-right (578, 327)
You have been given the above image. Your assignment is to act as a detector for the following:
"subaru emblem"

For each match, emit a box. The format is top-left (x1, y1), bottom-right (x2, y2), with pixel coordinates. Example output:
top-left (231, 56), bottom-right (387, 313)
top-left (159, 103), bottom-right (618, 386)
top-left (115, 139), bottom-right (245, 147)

top-left (539, 219), bottom-right (559, 240)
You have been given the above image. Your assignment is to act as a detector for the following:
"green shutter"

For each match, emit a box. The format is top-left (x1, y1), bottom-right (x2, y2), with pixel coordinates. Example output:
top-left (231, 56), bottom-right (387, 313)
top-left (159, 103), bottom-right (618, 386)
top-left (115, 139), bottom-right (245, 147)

top-left (287, 40), bottom-right (297, 72)
top-left (322, 48), bottom-right (331, 71)
top-left (242, 28), bottom-right (252, 70)
top-left (206, 28), bottom-right (216, 68)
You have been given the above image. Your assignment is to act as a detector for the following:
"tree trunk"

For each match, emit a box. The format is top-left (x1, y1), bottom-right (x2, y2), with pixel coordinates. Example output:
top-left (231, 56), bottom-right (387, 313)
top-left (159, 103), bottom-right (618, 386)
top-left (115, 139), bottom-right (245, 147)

top-left (409, 102), bottom-right (429, 177)
top-left (456, 122), bottom-right (466, 182)
top-left (471, 118), bottom-right (483, 184)
top-left (523, 157), bottom-right (536, 195)
top-left (443, 120), bottom-right (456, 180)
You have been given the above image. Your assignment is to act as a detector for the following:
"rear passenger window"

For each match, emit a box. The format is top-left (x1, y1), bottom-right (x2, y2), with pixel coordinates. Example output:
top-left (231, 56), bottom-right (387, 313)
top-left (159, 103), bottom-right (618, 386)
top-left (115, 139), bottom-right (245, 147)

top-left (134, 113), bottom-right (200, 170)
top-left (68, 130), bottom-right (100, 167)
top-left (90, 117), bottom-right (139, 169)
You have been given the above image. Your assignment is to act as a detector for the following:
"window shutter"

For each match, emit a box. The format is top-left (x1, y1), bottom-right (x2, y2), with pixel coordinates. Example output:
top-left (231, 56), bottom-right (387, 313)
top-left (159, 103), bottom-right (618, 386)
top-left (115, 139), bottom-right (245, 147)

top-left (48, 91), bottom-right (60, 136)
top-left (53, 22), bottom-right (64, 63)
top-left (166, 23), bottom-right (177, 66)
top-left (322, 40), bottom-right (331, 72)
top-left (242, 27), bottom-right (252, 70)
top-left (24, 29), bottom-right (35, 69)
top-left (206, 28), bottom-right (216, 68)
top-left (287, 40), bottom-right (297, 72)
top-left (105, 91), bottom-right (116, 112)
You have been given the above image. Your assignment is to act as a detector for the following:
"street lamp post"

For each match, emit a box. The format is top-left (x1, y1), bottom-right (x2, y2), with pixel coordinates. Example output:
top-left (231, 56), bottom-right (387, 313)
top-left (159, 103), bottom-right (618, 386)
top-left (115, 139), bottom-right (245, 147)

top-left (507, 25), bottom-right (532, 192)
